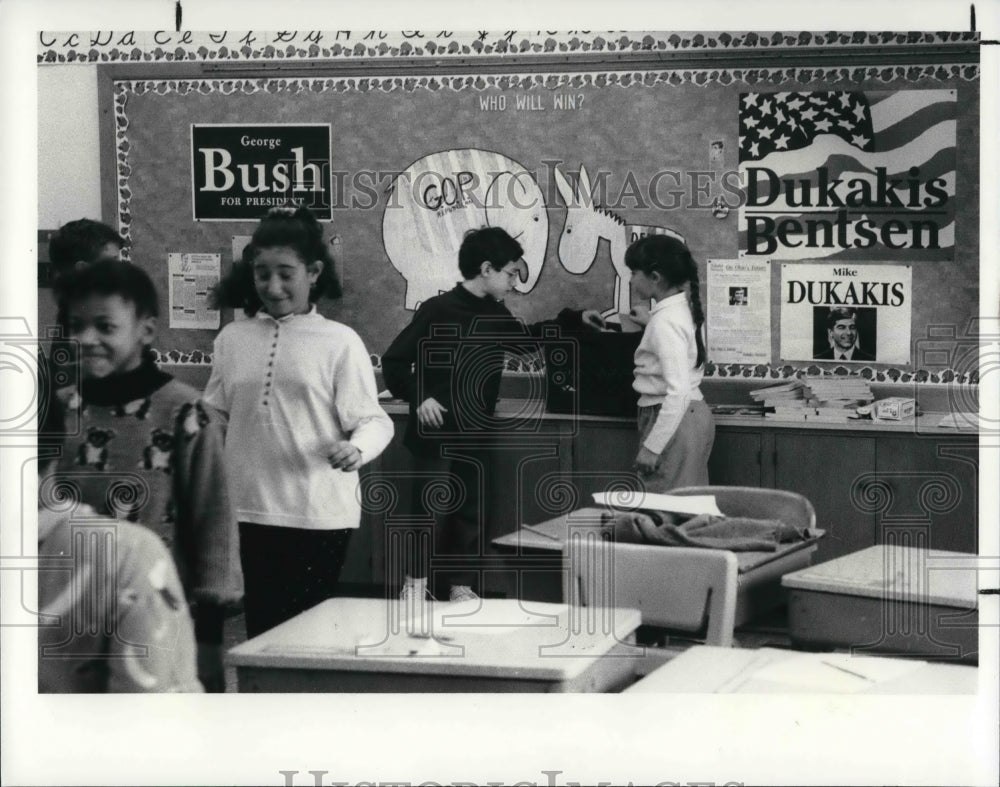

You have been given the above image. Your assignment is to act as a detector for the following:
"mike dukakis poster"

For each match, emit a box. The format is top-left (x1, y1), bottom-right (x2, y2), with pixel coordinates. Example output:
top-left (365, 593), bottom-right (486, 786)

top-left (780, 263), bottom-right (912, 364)
top-left (738, 89), bottom-right (956, 260)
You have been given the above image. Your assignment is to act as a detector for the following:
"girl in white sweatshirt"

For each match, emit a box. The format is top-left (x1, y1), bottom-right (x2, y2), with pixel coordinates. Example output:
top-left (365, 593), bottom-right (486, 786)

top-left (626, 235), bottom-right (715, 492)
top-left (206, 207), bottom-right (393, 636)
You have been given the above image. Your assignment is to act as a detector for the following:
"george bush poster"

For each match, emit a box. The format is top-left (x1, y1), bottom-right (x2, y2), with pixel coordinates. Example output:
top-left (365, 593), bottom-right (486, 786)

top-left (779, 263), bottom-right (912, 364)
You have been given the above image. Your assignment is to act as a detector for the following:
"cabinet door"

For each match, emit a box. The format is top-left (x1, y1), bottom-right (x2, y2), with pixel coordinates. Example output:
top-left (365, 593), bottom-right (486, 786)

top-left (340, 460), bottom-right (378, 588)
top-left (488, 427), bottom-right (573, 537)
top-left (773, 433), bottom-right (877, 564)
top-left (874, 436), bottom-right (978, 554)
top-left (708, 427), bottom-right (763, 487)
top-left (358, 415), bottom-right (417, 588)
top-left (362, 415), bottom-right (574, 596)
top-left (573, 421), bottom-right (646, 501)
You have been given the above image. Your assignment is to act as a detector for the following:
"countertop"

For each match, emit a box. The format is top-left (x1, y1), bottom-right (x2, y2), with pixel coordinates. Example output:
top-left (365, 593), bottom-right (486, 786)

top-left (376, 397), bottom-right (979, 435)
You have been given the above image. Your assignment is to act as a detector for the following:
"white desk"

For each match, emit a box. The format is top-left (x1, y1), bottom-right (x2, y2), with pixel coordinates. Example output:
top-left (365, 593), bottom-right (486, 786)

top-left (228, 597), bottom-right (643, 692)
top-left (782, 545), bottom-right (979, 664)
top-left (627, 645), bottom-right (978, 694)
top-left (493, 507), bottom-right (822, 626)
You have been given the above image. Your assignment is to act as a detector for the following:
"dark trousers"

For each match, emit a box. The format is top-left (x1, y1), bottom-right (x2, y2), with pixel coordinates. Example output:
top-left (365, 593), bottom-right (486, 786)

top-left (239, 522), bottom-right (352, 639)
top-left (404, 448), bottom-right (491, 598)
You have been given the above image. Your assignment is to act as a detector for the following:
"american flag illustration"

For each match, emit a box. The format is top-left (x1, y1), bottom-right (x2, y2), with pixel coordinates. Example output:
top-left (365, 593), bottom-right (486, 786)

top-left (738, 89), bottom-right (956, 260)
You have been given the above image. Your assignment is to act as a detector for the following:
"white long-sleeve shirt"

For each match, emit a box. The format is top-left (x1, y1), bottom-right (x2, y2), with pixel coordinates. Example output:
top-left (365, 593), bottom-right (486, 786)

top-left (204, 308), bottom-right (393, 529)
top-left (632, 292), bottom-right (705, 454)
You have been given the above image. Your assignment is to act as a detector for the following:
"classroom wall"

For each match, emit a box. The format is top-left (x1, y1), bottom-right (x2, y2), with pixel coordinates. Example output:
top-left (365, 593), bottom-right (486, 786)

top-left (38, 65), bottom-right (101, 228)
top-left (35, 34), bottom-right (981, 388)
top-left (100, 63), bottom-right (979, 380)
top-left (37, 65), bottom-right (102, 348)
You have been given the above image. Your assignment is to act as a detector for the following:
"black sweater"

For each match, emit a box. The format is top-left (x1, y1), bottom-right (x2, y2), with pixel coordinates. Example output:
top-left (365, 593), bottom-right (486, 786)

top-left (381, 285), bottom-right (581, 455)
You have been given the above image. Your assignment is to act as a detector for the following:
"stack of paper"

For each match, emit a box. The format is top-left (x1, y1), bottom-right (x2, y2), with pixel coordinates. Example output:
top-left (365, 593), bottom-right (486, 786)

top-left (753, 376), bottom-right (873, 423)
top-left (592, 491), bottom-right (723, 517)
top-left (934, 412), bottom-right (982, 430)
top-left (749, 380), bottom-right (806, 408)
top-left (802, 376), bottom-right (875, 407)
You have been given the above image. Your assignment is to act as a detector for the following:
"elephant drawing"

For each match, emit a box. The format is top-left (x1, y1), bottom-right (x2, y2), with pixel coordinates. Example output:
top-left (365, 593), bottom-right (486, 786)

top-left (554, 164), bottom-right (685, 318)
top-left (383, 149), bottom-right (549, 310)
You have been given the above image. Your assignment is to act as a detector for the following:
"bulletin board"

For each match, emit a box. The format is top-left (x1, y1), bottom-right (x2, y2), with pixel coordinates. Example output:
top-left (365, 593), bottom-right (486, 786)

top-left (99, 54), bottom-right (980, 381)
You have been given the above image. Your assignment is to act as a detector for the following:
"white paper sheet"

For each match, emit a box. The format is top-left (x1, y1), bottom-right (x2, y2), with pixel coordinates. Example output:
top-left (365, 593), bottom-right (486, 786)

top-left (167, 252), bottom-right (221, 329)
top-left (592, 491), bottom-right (723, 517)
top-left (934, 412), bottom-right (982, 430)
top-left (707, 259), bottom-right (772, 364)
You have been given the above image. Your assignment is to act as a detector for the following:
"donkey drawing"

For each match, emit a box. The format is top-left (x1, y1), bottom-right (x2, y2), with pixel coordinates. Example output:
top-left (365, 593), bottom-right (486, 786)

top-left (554, 164), bottom-right (684, 318)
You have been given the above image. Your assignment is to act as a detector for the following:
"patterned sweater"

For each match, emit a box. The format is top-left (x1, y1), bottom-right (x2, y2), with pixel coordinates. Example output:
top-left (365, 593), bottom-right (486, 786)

top-left (37, 504), bottom-right (202, 692)
top-left (54, 359), bottom-right (243, 611)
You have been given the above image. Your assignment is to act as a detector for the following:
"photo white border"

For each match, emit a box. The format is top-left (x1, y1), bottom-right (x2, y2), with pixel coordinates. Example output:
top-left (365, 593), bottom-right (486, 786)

top-left (3, 1), bottom-right (998, 785)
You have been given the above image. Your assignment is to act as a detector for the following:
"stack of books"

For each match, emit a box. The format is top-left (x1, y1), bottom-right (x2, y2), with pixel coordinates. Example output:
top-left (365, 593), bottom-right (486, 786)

top-left (749, 380), bottom-right (806, 411)
top-left (751, 377), bottom-right (873, 423)
top-left (802, 377), bottom-right (874, 421)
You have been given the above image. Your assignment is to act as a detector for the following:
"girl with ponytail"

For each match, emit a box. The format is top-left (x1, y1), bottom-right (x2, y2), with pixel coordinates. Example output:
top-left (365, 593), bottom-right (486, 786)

top-left (624, 235), bottom-right (715, 490)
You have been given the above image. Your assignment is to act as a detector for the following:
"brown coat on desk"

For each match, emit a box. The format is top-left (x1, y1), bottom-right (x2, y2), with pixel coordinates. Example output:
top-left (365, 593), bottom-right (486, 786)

top-left (603, 510), bottom-right (811, 552)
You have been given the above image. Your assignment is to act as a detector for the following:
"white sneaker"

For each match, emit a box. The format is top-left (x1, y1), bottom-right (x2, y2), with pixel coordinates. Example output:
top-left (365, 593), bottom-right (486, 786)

top-left (399, 579), bottom-right (433, 602)
top-left (449, 585), bottom-right (480, 603)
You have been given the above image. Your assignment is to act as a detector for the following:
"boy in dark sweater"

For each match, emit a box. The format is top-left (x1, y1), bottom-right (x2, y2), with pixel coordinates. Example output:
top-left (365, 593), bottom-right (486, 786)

top-left (382, 227), bottom-right (600, 602)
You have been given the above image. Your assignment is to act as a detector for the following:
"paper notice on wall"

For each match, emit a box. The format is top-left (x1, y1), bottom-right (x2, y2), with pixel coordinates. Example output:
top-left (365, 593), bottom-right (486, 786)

top-left (707, 259), bottom-right (772, 364)
top-left (167, 253), bottom-right (221, 329)
top-left (779, 262), bottom-right (911, 364)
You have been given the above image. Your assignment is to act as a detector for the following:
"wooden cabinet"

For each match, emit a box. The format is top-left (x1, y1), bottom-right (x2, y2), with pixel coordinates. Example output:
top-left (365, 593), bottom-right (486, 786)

top-left (873, 436), bottom-right (978, 554)
top-left (681, 424), bottom-right (978, 564)
top-left (352, 412), bottom-right (573, 596)
top-left (680, 424), bottom-right (979, 563)
top-left (771, 432), bottom-right (877, 564)
top-left (344, 409), bottom-right (980, 591)
top-left (708, 426), bottom-right (763, 487)
top-left (490, 423), bottom-right (574, 536)
top-left (355, 420), bottom-right (419, 591)
top-left (713, 428), bottom-right (880, 563)
top-left (572, 421), bottom-right (646, 498)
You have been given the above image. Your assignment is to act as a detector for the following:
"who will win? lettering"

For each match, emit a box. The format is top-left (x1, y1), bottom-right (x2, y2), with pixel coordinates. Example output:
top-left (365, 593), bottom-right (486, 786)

top-left (478, 94), bottom-right (584, 111)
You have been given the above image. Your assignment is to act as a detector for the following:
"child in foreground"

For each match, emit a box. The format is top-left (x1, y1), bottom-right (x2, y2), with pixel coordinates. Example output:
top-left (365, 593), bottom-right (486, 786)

top-left (37, 376), bottom-right (202, 692)
top-left (207, 206), bottom-right (393, 637)
top-left (52, 261), bottom-right (242, 691)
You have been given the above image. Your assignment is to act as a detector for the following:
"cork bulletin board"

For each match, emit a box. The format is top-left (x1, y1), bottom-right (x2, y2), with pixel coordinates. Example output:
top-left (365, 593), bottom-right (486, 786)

top-left (97, 44), bottom-right (980, 381)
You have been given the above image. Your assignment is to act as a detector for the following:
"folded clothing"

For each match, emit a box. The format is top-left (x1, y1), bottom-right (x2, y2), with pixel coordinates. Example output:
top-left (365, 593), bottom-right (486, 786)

top-left (602, 510), bottom-right (810, 552)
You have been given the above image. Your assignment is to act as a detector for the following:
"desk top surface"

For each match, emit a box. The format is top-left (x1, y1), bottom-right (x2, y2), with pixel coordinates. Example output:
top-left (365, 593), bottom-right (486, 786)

top-left (493, 507), bottom-right (821, 574)
top-left (378, 398), bottom-right (979, 435)
top-left (227, 598), bottom-right (642, 680)
top-left (626, 645), bottom-right (978, 694)
top-left (781, 545), bottom-right (979, 607)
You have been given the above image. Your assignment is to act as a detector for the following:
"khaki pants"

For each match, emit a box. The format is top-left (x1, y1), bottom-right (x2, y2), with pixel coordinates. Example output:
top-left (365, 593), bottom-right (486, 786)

top-left (637, 399), bottom-right (716, 492)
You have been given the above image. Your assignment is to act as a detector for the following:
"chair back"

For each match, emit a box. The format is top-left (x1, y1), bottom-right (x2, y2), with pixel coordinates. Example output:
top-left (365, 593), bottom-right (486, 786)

top-left (563, 535), bottom-right (739, 646)
top-left (668, 485), bottom-right (816, 531)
